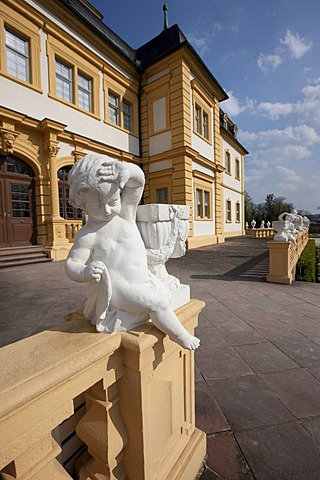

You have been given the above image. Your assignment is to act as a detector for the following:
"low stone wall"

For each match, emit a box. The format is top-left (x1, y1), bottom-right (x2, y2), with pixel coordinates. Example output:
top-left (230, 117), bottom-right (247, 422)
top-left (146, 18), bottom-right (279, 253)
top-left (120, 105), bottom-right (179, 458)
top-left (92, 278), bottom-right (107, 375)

top-left (267, 230), bottom-right (309, 285)
top-left (0, 301), bottom-right (206, 480)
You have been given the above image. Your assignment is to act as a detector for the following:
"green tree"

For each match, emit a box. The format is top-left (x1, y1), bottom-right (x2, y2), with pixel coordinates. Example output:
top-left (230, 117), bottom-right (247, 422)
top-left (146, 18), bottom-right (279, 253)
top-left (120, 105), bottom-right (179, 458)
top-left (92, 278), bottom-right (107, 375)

top-left (245, 192), bottom-right (295, 225)
top-left (263, 193), bottom-right (294, 222)
top-left (244, 191), bottom-right (255, 224)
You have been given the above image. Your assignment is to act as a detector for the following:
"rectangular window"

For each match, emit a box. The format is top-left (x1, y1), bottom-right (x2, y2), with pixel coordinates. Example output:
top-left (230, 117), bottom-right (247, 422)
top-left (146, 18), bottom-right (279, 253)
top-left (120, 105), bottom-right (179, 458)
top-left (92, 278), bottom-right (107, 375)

top-left (236, 202), bottom-right (241, 222)
top-left (123, 100), bottom-right (132, 132)
top-left (225, 151), bottom-right (231, 174)
top-left (226, 200), bottom-right (232, 222)
top-left (156, 187), bottom-right (169, 204)
top-left (108, 92), bottom-right (120, 125)
top-left (195, 105), bottom-right (201, 134)
top-left (78, 72), bottom-right (92, 112)
top-left (55, 59), bottom-right (73, 103)
top-left (235, 159), bottom-right (240, 179)
top-left (5, 28), bottom-right (30, 82)
top-left (195, 187), bottom-right (211, 219)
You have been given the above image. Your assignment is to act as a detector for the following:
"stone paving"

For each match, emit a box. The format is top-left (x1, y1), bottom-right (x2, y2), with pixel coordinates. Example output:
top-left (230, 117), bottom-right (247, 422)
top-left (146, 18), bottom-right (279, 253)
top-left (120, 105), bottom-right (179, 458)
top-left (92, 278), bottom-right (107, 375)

top-left (1, 236), bottom-right (320, 479)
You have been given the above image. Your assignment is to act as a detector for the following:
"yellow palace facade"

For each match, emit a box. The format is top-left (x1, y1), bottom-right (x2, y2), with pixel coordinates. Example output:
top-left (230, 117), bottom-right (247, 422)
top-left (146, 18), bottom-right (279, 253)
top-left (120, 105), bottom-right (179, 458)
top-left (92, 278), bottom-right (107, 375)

top-left (0, 0), bottom-right (248, 260)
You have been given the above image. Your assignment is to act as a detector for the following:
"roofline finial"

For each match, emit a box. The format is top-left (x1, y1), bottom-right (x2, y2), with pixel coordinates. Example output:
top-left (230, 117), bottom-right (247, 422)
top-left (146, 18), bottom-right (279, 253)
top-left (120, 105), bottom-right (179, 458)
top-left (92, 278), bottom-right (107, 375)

top-left (163, 3), bottom-right (169, 30)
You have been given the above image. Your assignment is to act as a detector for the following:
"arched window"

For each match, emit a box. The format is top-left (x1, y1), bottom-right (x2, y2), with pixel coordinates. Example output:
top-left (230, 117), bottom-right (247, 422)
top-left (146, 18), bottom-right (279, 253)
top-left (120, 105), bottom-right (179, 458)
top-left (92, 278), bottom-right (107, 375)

top-left (58, 166), bottom-right (82, 220)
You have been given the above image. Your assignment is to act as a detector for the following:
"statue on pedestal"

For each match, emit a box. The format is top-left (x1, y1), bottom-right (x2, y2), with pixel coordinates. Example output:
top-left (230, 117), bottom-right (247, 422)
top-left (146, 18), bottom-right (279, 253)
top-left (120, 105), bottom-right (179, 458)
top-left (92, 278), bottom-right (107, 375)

top-left (65, 154), bottom-right (200, 350)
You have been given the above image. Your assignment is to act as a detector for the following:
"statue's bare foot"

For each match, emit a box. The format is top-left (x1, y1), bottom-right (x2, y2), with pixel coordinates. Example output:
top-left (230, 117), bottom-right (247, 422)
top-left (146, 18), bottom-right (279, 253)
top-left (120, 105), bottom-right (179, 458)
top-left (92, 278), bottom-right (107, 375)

top-left (174, 332), bottom-right (200, 350)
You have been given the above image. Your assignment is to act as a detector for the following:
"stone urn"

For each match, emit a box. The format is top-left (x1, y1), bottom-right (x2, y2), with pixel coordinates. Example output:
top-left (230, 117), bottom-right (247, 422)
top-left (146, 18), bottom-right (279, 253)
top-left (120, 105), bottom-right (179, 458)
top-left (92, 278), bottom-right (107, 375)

top-left (136, 204), bottom-right (190, 309)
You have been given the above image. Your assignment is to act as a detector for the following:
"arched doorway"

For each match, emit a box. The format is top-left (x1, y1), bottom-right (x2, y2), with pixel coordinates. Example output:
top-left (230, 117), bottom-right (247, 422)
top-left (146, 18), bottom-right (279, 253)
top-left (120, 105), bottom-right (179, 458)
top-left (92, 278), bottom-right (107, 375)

top-left (0, 155), bottom-right (36, 247)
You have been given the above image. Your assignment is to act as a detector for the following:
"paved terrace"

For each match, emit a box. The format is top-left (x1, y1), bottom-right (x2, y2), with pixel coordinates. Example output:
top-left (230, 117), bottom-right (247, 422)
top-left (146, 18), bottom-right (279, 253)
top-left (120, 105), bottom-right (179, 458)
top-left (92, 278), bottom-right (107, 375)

top-left (1, 236), bottom-right (320, 480)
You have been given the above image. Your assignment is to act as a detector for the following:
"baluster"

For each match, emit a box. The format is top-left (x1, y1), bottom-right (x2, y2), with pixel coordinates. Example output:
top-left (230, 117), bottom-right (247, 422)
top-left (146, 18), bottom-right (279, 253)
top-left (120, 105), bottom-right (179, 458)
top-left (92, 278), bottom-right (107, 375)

top-left (1, 433), bottom-right (71, 480)
top-left (76, 380), bottom-right (127, 480)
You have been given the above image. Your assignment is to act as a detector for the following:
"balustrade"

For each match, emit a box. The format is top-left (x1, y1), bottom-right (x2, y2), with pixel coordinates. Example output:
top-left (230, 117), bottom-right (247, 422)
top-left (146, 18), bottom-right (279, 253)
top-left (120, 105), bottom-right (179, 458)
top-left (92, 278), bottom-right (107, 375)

top-left (0, 301), bottom-right (206, 480)
top-left (267, 230), bottom-right (309, 284)
top-left (245, 228), bottom-right (276, 239)
top-left (65, 221), bottom-right (82, 242)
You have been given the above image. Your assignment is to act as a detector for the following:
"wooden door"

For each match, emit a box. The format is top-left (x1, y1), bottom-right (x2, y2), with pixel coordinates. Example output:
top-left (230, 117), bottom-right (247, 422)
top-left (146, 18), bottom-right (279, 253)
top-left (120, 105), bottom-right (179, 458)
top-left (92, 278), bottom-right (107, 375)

top-left (0, 155), bottom-right (35, 247)
top-left (0, 178), bottom-right (8, 246)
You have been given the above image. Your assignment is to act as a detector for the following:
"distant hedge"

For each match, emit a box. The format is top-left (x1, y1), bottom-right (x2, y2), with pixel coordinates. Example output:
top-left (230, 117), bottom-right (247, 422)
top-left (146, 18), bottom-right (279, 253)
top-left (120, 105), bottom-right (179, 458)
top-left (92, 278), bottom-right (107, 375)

top-left (316, 246), bottom-right (320, 283)
top-left (295, 239), bottom-right (316, 282)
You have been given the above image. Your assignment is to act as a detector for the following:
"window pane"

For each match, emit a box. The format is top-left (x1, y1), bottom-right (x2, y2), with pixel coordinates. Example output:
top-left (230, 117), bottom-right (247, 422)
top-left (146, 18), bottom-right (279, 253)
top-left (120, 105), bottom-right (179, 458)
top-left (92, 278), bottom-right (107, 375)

top-left (236, 203), bottom-right (240, 222)
top-left (78, 72), bottom-right (92, 112)
top-left (55, 60), bottom-right (73, 102)
top-left (226, 201), bottom-right (232, 222)
top-left (6, 156), bottom-right (33, 176)
top-left (203, 112), bottom-right (208, 139)
top-left (11, 185), bottom-right (30, 217)
top-left (196, 189), bottom-right (202, 217)
top-left (225, 152), bottom-right (231, 173)
top-left (195, 105), bottom-right (201, 133)
top-left (204, 191), bottom-right (210, 217)
top-left (123, 100), bottom-right (132, 131)
top-left (236, 160), bottom-right (240, 178)
top-left (156, 187), bottom-right (168, 204)
top-left (108, 93), bottom-right (119, 125)
top-left (5, 29), bottom-right (30, 82)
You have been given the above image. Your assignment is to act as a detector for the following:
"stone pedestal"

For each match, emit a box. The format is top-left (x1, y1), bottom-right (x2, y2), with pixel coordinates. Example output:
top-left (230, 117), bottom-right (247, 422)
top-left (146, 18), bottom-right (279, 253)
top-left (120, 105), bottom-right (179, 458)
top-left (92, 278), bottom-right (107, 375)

top-left (119, 299), bottom-right (206, 480)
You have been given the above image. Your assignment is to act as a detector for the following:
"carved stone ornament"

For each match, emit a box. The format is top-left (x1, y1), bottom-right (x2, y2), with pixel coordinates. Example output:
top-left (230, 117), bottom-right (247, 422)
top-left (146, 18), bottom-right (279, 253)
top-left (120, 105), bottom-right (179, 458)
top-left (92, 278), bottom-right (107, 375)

top-left (72, 149), bottom-right (86, 162)
top-left (65, 153), bottom-right (200, 350)
top-left (1, 131), bottom-right (17, 154)
top-left (136, 204), bottom-right (190, 309)
top-left (47, 144), bottom-right (60, 157)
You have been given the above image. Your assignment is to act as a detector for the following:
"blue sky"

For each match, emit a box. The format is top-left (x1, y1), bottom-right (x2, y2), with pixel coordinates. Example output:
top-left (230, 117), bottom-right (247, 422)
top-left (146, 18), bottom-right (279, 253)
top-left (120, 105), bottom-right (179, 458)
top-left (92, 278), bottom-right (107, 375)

top-left (90, 0), bottom-right (320, 213)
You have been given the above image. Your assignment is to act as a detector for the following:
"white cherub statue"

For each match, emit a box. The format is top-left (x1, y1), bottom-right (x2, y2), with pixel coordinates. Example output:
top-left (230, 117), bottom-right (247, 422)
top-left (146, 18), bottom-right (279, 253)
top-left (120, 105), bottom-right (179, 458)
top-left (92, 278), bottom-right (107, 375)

top-left (65, 153), bottom-right (200, 350)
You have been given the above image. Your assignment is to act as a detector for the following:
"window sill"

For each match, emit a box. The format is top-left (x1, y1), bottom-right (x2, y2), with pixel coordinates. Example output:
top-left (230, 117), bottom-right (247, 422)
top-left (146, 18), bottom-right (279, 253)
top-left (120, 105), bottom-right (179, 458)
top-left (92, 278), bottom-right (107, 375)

top-left (193, 130), bottom-right (212, 145)
top-left (104, 120), bottom-right (138, 137)
top-left (1, 72), bottom-right (42, 93)
top-left (48, 93), bottom-right (100, 120)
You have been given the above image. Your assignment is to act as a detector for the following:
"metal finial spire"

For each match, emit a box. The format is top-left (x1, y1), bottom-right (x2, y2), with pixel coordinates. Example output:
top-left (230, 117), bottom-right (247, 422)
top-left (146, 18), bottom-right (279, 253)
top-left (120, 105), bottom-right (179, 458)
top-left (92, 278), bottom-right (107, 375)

top-left (163, 3), bottom-right (169, 29)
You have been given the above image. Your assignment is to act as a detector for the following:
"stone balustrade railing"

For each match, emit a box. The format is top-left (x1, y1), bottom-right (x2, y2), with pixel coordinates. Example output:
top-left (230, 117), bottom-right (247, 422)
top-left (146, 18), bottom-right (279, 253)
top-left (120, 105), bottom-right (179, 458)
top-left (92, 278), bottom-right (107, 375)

top-left (65, 220), bottom-right (82, 242)
top-left (0, 301), bottom-right (206, 480)
top-left (246, 228), bottom-right (276, 239)
top-left (267, 230), bottom-right (309, 284)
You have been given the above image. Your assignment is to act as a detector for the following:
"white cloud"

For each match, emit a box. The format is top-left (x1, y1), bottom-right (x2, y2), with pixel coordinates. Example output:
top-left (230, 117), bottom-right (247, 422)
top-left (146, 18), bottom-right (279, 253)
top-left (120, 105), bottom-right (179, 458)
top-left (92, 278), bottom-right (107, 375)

top-left (258, 102), bottom-right (294, 120)
top-left (212, 22), bottom-right (222, 35)
top-left (252, 78), bottom-right (320, 125)
top-left (280, 30), bottom-right (312, 59)
top-left (223, 91), bottom-right (254, 118)
top-left (241, 125), bottom-right (319, 148)
top-left (276, 166), bottom-right (303, 183)
top-left (257, 53), bottom-right (282, 73)
top-left (187, 32), bottom-right (210, 57)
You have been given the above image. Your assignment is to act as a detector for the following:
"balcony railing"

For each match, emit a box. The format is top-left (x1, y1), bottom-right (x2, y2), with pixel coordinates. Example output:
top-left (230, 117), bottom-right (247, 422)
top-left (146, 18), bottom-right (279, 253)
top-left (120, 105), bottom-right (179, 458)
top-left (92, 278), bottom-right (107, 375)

top-left (0, 300), bottom-right (206, 480)
top-left (65, 221), bottom-right (82, 243)
top-left (246, 228), bottom-right (276, 239)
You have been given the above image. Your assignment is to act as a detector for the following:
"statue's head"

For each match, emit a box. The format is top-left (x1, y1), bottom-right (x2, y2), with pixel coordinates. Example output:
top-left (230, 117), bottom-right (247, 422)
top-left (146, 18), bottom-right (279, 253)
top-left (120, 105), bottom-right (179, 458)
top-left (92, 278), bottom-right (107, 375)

top-left (68, 153), bottom-right (121, 220)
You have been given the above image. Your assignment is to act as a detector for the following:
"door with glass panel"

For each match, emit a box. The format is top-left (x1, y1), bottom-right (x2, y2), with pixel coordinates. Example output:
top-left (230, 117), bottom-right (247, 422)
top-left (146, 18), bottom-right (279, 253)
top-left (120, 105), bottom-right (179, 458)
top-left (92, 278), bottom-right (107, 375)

top-left (0, 155), bottom-right (35, 247)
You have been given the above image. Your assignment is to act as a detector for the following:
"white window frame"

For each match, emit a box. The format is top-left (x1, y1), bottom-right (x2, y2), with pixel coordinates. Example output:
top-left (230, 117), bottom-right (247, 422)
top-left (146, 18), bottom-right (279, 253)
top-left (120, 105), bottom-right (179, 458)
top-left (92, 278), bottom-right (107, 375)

top-left (5, 28), bottom-right (30, 83)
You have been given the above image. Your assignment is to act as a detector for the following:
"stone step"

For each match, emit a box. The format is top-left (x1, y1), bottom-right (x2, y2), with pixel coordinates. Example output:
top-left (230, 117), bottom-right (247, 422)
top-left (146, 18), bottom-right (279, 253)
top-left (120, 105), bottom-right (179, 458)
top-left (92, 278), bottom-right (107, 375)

top-left (0, 257), bottom-right (53, 268)
top-left (0, 245), bottom-right (52, 268)
top-left (0, 245), bottom-right (46, 257)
